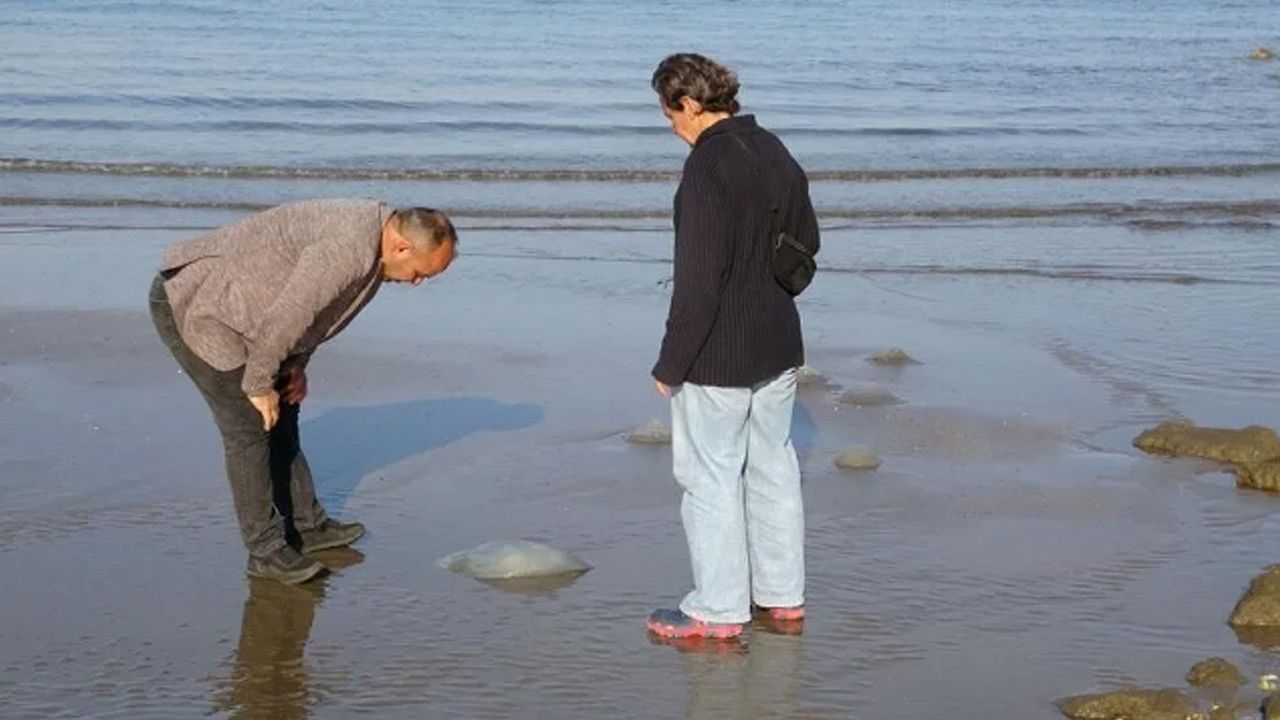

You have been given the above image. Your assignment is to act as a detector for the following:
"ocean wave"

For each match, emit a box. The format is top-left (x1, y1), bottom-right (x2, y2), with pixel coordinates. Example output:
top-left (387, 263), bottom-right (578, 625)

top-left (3, 157), bottom-right (1280, 183)
top-left (0, 93), bottom-right (869, 116)
top-left (0, 117), bottom-right (674, 136)
top-left (1125, 218), bottom-right (1279, 231)
top-left (819, 200), bottom-right (1280, 221)
top-left (0, 92), bottom-right (437, 112)
top-left (827, 265), bottom-right (1224, 285)
top-left (4, 195), bottom-right (1276, 225)
top-left (0, 116), bottom-right (1100, 139)
top-left (459, 252), bottom-right (1245, 286)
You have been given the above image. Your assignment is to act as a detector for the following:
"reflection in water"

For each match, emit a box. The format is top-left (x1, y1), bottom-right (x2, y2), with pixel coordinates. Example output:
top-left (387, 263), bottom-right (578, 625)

top-left (478, 572), bottom-right (589, 597)
top-left (1233, 625), bottom-right (1280, 650)
top-left (211, 548), bottom-right (364, 720)
top-left (658, 627), bottom-right (805, 720)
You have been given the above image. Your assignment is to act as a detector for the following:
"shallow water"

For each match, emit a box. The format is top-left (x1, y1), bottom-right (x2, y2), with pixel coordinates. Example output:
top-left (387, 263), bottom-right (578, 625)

top-left (3, 196), bottom-right (1280, 718)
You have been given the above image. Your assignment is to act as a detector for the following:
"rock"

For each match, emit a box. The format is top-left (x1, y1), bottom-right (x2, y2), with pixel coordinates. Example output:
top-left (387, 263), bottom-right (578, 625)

top-left (838, 384), bottom-right (902, 408)
top-left (1264, 692), bottom-right (1280, 720)
top-left (1056, 688), bottom-right (1198, 720)
top-left (1229, 565), bottom-right (1280, 630)
top-left (1207, 703), bottom-right (1237, 720)
top-left (868, 348), bottom-right (919, 366)
top-left (1133, 422), bottom-right (1280, 465)
top-left (1234, 461), bottom-right (1280, 492)
top-left (1231, 625), bottom-right (1280, 648)
top-left (626, 419), bottom-right (672, 445)
top-left (796, 365), bottom-right (831, 388)
top-left (1251, 47), bottom-right (1276, 61)
top-left (437, 540), bottom-right (591, 581)
top-left (834, 447), bottom-right (882, 471)
top-left (1133, 421), bottom-right (1280, 492)
top-left (1186, 657), bottom-right (1245, 688)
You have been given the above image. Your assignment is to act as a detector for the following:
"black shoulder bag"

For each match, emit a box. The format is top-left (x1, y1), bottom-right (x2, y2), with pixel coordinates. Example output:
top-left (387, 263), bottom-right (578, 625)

top-left (770, 219), bottom-right (817, 297)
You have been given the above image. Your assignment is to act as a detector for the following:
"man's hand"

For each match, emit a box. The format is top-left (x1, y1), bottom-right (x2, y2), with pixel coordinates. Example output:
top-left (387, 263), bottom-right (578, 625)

top-left (281, 359), bottom-right (308, 406)
top-left (249, 391), bottom-right (281, 432)
top-left (654, 379), bottom-right (672, 399)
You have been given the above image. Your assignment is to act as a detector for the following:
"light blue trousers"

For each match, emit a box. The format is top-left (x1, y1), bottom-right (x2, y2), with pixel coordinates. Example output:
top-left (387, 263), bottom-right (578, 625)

top-left (670, 368), bottom-right (805, 624)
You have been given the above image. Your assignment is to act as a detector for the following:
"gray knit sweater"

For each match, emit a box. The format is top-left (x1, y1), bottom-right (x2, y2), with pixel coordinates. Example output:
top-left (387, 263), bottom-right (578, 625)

top-left (159, 199), bottom-right (390, 395)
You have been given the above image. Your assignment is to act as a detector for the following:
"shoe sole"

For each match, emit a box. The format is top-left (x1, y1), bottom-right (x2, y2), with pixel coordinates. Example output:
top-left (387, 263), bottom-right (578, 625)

top-left (301, 527), bottom-right (366, 554)
top-left (649, 635), bottom-right (747, 654)
top-left (646, 617), bottom-right (744, 639)
top-left (246, 562), bottom-right (326, 585)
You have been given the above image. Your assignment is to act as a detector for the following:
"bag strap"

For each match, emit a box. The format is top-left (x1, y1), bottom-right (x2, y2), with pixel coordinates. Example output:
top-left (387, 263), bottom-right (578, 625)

top-left (727, 133), bottom-right (785, 251)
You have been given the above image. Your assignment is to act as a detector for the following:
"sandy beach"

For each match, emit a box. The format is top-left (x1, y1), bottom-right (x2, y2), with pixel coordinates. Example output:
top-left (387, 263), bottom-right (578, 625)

top-left (3, 0), bottom-right (1280, 714)
top-left (2, 182), bottom-right (1279, 718)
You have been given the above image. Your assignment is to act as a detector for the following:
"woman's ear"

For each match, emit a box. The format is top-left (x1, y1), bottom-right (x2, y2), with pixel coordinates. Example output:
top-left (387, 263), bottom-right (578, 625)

top-left (680, 96), bottom-right (704, 117)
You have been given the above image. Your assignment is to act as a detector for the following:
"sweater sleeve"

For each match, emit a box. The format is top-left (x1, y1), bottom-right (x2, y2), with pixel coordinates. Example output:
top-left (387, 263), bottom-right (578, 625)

top-left (792, 169), bottom-right (821, 256)
top-left (652, 157), bottom-right (735, 385)
top-left (241, 242), bottom-right (357, 396)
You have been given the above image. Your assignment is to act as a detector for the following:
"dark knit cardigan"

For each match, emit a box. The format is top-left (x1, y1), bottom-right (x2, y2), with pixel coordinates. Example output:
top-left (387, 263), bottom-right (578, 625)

top-left (653, 115), bottom-right (820, 388)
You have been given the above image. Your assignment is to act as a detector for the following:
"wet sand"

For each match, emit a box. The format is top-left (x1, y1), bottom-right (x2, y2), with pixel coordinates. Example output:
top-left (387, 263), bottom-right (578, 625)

top-left (3, 207), bottom-right (1280, 719)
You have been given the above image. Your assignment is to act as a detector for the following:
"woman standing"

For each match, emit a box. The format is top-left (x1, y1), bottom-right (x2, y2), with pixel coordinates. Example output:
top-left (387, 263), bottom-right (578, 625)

top-left (647, 53), bottom-right (820, 639)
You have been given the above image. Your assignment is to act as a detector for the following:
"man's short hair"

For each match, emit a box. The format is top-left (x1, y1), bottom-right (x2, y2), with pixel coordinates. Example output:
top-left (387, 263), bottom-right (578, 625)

top-left (394, 207), bottom-right (457, 250)
top-left (651, 53), bottom-right (740, 115)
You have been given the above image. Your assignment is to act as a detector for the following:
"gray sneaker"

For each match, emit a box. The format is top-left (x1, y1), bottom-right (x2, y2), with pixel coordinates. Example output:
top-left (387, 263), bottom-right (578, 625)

top-left (299, 519), bottom-right (366, 554)
top-left (246, 546), bottom-right (326, 585)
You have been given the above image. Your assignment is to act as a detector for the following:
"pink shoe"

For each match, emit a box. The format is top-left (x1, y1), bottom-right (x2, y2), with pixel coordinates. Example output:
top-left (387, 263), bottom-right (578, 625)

top-left (753, 604), bottom-right (806, 621)
top-left (646, 609), bottom-right (745, 639)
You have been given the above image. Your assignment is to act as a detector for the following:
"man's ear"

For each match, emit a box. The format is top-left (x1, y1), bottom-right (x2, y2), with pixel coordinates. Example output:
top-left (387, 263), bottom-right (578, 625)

top-left (390, 230), bottom-right (414, 256)
top-left (680, 96), bottom-right (704, 117)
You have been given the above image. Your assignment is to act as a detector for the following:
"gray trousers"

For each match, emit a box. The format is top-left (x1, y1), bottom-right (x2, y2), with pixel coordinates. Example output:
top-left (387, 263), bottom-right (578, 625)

top-left (149, 274), bottom-right (328, 557)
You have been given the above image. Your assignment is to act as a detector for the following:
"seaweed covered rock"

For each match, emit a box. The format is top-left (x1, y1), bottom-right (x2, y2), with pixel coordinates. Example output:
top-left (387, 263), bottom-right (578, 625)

top-left (1133, 421), bottom-right (1280, 493)
top-left (1264, 692), bottom-right (1280, 719)
top-left (1234, 461), bottom-right (1280, 492)
top-left (1208, 703), bottom-right (1240, 720)
top-left (1056, 688), bottom-right (1197, 720)
top-left (1186, 657), bottom-right (1245, 688)
top-left (1229, 565), bottom-right (1280, 630)
top-left (1133, 422), bottom-right (1280, 465)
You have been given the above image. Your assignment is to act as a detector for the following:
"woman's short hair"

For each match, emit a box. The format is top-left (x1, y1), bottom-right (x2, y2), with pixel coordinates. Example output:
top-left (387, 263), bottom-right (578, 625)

top-left (393, 207), bottom-right (457, 249)
top-left (651, 53), bottom-right (740, 115)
